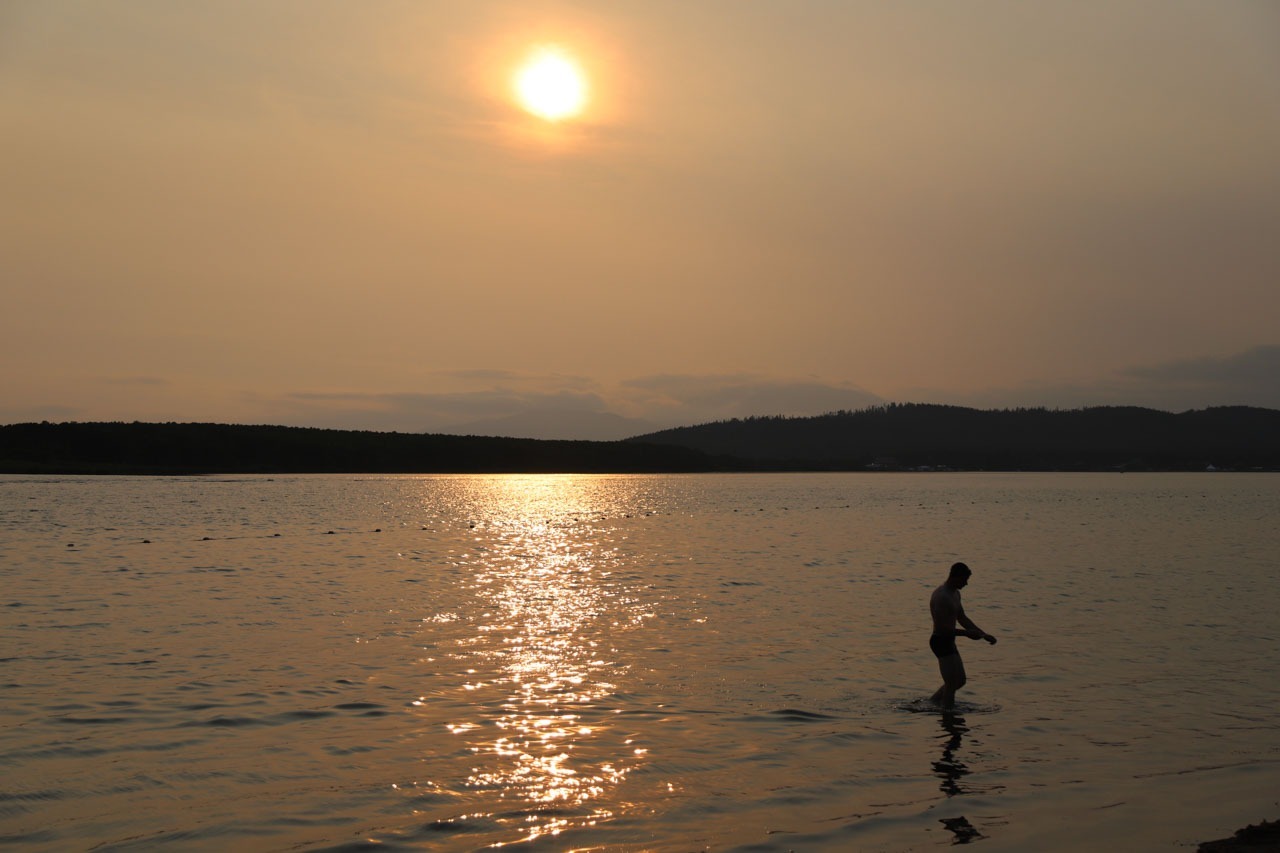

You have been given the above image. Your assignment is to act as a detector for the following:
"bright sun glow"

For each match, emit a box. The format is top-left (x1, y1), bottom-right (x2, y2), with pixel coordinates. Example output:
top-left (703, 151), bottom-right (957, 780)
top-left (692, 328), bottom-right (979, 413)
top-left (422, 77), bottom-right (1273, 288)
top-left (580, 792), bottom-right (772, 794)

top-left (514, 47), bottom-right (587, 122)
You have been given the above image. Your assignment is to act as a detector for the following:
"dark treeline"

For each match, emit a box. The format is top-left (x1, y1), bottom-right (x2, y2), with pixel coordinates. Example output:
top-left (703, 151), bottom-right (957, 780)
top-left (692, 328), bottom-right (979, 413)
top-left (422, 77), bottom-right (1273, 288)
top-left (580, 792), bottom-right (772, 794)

top-left (627, 404), bottom-right (1280, 471)
top-left (3, 405), bottom-right (1278, 474)
top-left (0, 422), bottom-right (728, 475)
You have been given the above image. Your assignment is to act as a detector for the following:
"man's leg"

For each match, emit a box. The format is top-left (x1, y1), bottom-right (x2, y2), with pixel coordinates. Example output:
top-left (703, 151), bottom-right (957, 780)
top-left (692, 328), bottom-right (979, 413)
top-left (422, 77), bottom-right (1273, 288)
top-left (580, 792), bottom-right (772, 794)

top-left (930, 653), bottom-right (967, 708)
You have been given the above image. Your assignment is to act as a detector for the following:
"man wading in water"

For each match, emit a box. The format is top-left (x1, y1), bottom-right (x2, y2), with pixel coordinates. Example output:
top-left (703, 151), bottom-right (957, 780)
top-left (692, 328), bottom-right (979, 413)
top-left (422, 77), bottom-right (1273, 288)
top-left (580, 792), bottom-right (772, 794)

top-left (930, 562), bottom-right (997, 709)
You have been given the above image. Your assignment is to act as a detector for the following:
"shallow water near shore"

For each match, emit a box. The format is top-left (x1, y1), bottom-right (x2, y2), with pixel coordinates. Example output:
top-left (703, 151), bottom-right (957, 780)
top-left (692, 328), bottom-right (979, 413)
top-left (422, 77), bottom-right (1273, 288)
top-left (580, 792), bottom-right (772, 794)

top-left (3, 472), bottom-right (1279, 850)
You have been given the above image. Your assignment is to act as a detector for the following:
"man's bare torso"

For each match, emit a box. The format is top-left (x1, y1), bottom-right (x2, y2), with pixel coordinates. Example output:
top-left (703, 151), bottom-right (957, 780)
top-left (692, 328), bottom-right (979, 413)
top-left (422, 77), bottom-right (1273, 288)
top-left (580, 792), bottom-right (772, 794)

top-left (930, 583), bottom-right (961, 634)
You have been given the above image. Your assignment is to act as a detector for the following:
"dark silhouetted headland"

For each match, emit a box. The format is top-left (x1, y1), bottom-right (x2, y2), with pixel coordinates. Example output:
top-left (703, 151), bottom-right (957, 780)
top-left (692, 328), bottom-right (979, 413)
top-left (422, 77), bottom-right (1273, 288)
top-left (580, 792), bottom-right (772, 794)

top-left (3, 405), bottom-right (1278, 473)
top-left (628, 404), bottom-right (1280, 472)
top-left (0, 422), bottom-right (727, 475)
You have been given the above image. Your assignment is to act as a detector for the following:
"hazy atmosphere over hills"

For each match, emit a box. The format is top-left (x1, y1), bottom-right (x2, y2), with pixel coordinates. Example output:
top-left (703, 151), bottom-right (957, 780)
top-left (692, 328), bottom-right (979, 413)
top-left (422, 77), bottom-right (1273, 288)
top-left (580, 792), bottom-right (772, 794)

top-left (3, 2), bottom-right (1279, 439)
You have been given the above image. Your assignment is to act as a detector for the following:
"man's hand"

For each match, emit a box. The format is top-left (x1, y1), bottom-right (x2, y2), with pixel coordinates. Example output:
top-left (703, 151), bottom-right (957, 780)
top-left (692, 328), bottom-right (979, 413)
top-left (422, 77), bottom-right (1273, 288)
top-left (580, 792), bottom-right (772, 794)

top-left (983, 634), bottom-right (997, 645)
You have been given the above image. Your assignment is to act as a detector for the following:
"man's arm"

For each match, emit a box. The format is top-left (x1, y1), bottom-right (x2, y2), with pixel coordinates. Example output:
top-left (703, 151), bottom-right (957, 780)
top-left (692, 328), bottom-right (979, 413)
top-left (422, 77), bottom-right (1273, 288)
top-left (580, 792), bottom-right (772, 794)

top-left (958, 607), bottom-right (997, 643)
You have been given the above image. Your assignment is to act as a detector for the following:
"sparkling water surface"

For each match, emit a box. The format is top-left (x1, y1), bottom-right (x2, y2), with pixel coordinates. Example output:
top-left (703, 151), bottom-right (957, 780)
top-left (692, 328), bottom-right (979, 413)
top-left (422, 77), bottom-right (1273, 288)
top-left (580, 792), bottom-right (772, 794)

top-left (2, 472), bottom-right (1279, 851)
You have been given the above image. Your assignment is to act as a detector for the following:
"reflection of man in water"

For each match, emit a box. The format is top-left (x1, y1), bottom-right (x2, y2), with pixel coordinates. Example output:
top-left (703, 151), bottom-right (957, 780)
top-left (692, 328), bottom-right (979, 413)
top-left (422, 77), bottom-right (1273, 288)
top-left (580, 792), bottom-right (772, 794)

top-left (933, 713), bottom-right (970, 796)
top-left (929, 562), bottom-right (996, 709)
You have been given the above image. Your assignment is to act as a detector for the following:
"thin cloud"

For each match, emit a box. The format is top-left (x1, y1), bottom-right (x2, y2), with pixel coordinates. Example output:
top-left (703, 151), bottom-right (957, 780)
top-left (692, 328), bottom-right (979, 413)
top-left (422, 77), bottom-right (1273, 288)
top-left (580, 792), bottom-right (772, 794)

top-left (431, 369), bottom-right (599, 391)
top-left (272, 374), bottom-right (886, 438)
top-left (280, 387), bottom-right (612, 434)
top-left (915, 346), bottom-right (1280, 412)
top-left (623, 374), bottom-right (884, 425)
top-left (0, 404), bottom-right (84, 423)
top-left (1123, 346), bottom-right (1280, 387)
top-left (96, 376), bottom-right (170, 386)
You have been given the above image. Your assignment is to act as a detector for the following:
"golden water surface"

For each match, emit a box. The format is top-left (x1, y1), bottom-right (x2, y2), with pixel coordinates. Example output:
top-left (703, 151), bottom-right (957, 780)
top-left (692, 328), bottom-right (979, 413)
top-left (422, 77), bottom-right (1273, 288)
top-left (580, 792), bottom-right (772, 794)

top-left (2, 473), bottom-right (1279, 850)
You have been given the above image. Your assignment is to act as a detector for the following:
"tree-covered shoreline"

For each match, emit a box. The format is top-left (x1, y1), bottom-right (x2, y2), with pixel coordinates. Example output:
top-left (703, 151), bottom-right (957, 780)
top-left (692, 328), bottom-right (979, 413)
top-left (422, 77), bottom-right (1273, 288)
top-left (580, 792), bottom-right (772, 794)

top-left (3, 404), bottom-right (1278, 474)
top-left (628, 404), bottom-right (1280, 472)
top-left (0, 421), bottom-right (727, 475)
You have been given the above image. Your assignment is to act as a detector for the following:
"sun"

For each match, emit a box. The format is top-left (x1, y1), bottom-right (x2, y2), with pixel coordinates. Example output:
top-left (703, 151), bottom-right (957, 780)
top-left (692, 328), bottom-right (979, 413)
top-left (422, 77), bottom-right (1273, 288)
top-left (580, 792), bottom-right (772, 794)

top-left (514, 47), bottom-right (588, 122)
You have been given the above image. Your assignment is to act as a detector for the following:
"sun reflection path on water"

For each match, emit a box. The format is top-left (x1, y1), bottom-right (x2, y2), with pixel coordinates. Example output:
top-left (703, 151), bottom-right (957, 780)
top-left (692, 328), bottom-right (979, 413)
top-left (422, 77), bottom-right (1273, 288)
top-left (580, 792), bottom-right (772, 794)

top-left (428, 476), bottom-right (654, 845)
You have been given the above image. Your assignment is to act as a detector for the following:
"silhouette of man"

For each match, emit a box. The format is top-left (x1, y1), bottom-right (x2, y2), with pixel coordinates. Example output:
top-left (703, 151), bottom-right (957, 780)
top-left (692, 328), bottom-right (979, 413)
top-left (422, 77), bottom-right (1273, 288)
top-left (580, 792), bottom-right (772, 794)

top-left (929, 562), bottom-right (996, 708)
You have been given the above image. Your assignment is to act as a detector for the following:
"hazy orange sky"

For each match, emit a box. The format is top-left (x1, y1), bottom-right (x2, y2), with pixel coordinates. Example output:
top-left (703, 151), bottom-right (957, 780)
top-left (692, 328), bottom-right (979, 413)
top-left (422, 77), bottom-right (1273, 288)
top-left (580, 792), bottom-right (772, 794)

top-left (3, 1), bottom-right (1278, 439)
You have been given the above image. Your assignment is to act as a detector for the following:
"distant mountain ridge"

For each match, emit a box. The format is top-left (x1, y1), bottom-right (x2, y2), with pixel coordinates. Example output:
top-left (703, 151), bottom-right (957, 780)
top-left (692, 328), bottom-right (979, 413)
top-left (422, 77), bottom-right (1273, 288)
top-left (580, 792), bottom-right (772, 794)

top-left (2, 405), bottom-right (1278, 473)
top-left (627, 404), bottom-right (1280, 471)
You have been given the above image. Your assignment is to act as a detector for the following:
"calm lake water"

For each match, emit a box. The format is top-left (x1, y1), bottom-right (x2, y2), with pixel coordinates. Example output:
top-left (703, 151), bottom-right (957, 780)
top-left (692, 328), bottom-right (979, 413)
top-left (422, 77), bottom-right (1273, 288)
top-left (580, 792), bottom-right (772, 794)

top-left (2, 472), bottom-right (1279, 851)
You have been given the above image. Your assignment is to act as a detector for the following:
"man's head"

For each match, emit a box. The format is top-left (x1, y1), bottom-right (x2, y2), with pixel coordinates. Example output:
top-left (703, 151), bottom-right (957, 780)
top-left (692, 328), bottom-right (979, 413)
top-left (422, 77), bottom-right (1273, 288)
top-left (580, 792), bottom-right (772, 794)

top-left (948, 562), bottom-right (972, 588)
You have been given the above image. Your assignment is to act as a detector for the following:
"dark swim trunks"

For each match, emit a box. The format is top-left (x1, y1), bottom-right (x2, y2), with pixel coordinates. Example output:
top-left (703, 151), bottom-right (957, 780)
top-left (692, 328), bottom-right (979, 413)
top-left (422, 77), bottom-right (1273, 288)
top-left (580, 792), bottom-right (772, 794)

top-left (930, 633), bottom-right (958, 658)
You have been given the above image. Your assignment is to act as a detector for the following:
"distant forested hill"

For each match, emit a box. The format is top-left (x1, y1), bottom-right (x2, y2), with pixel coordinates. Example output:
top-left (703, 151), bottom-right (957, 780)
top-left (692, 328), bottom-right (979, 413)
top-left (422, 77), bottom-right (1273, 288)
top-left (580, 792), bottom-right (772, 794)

top-left (4, 407), bottom-right (1278, 474)
top-left (0, 422), bottom-right (727, 475)
top-left (627, 404), bottom-right (1280, 471)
